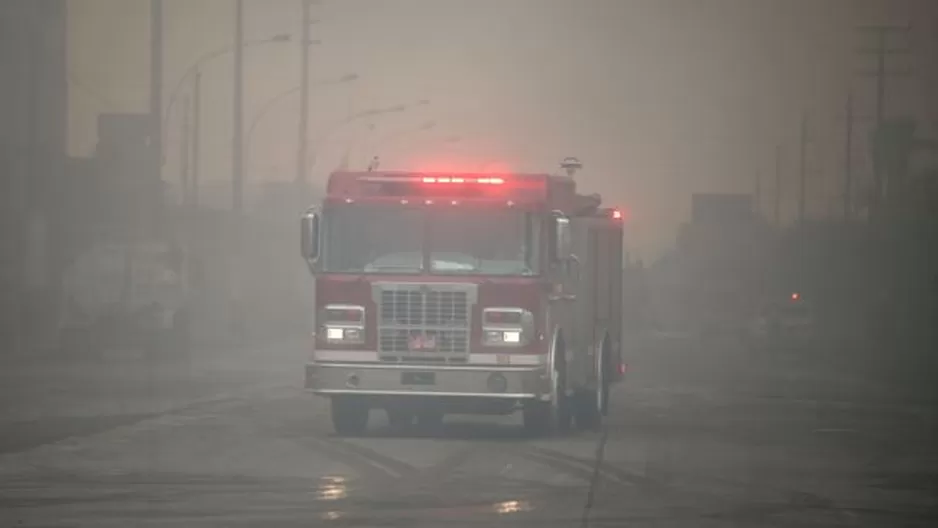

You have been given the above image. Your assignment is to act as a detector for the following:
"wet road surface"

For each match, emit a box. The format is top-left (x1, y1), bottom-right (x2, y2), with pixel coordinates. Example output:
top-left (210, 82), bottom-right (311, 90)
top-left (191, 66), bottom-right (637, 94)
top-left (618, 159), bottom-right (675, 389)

top-left (1, 337), bottom-right (936, 527)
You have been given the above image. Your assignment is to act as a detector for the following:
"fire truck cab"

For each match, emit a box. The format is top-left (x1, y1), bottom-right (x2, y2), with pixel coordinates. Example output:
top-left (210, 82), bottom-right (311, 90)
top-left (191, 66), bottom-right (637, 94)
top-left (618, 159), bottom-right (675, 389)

top-left (300, 159), bottom-right (625, 436)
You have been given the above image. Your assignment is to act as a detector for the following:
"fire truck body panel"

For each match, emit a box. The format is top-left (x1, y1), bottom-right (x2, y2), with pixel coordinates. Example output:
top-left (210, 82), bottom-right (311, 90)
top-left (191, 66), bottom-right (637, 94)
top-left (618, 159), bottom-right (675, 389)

top-left (301, 167), bottom-right (623, 435)
top-left (568, 214), bottom-right (625, 388)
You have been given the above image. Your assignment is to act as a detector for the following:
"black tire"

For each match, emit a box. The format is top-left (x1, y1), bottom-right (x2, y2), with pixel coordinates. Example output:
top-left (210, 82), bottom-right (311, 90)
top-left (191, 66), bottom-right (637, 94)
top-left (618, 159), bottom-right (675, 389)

top-left (146, 310), bottom-right (191, 359)
top-left (523, 343), bottom-right (571, 436)
top-left (59, 327), bottom-right (98, 359)
top-left (331, 397), bottom-right (369, 436)
top-left (386, 409), bottom-right (414, 430)
top-left (574, 351), bottom-right (608, 432)
top-left (171, 309), bottom-right (192, 356)
top-left (522, 401), bottom-right (551, 434)
top-left (415, 410), bottom-right (444, 429)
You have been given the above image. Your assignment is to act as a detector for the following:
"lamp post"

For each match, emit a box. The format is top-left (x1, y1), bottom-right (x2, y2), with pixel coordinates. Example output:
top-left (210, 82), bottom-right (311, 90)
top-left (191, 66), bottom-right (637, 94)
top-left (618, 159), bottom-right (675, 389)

top-left (318, 103), bottom-right (422, 172)
top-left (161, 33), bottom-right (294, 164)
top-left (369, 120), bottom-right (437, 154)
top-left (245, 73), bottom-right (359, 177)
top-left (334, 99), bottom-right (431, 169)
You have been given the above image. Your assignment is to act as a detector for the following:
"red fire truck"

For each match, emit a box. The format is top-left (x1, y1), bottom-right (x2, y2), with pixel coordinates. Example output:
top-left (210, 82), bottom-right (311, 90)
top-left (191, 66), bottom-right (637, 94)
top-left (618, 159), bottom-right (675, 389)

top-left (300, 158), bottom-right (625, 436)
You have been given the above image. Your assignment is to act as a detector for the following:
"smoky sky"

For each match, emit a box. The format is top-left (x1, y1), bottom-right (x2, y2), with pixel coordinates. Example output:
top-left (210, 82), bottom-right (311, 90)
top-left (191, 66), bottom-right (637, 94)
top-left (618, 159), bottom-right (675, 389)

top-left (67, 0), bottom-right (937, 258)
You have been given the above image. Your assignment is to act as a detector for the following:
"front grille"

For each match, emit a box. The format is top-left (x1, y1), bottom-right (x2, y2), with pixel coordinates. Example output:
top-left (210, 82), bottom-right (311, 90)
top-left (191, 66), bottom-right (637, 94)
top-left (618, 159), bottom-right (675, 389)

top-left (376, 284), bottom-right (474, 359)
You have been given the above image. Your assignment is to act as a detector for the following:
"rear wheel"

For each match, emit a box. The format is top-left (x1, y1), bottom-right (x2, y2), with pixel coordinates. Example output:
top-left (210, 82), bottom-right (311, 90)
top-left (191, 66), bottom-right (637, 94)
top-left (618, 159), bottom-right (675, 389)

top-left (331, 397), bottom-right (369, 436)
top-left (574, 351), bottom-right (607, 431)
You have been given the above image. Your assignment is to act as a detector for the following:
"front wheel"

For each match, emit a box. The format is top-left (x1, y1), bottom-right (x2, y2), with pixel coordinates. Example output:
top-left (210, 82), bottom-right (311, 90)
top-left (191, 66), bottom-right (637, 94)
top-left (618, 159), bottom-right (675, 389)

top-left (523, 362), bottom-right (571, 436)
top-left (415, 410), bottom-right (444, 429)
top-left (386, 409), bottom-right (414, 430)
top-left (331, 397), bottom-right (369, 436)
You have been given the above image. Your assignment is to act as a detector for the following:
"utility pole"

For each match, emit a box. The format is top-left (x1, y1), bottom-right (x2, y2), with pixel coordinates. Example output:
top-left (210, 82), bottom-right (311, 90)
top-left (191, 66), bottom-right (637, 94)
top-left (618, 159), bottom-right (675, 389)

top-left (296, 0), bottom-right (311, 185)
top-left (856, 24), bottom-right (911, 214)
top-left (754, 170), bottom-right (762, 218)
top-left (150, 0), bottom-right (163, 187)
top-left (773, 144), bottom-right (782, 227)
top-left (180, 97), bottom-right (190, 207)
top-left (843, 90), bottom-right (854, 221)
top-left (232, 0), bottom-right (244, 213)
top-left (797, 112), bottom-right (808, 224)
top-left (192, 70), bottom-right (201, 208)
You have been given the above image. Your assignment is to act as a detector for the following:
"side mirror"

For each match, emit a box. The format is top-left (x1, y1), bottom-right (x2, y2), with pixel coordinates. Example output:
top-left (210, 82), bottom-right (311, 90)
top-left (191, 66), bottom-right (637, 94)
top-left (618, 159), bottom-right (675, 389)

top-left (300, 208), bottom-right (321, 264)
top-left (549, 212), bottom-right (572, 262)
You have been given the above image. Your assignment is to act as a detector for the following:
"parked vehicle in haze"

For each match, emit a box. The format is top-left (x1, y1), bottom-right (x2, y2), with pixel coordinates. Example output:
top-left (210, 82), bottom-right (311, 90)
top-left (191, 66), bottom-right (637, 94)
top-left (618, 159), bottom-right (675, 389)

top-left (57, 241), bottom-right (191, 357)
top-left (745, 292), bottom-right (817, 351)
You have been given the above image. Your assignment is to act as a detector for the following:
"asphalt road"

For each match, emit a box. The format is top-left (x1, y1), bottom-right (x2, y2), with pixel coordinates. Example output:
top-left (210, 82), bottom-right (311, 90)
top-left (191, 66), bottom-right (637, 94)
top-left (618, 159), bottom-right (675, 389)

top-left (1, 336), bottom-right (936, 527)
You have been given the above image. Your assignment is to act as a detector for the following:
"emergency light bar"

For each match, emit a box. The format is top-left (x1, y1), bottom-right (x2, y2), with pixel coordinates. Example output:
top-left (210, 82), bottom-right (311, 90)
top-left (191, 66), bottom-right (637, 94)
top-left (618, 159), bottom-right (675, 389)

top-left (357, 175), bottom-right (505, 185)
top-left (351, 173), bottom-right (520, 199)
top-left (422, 176), bottom-right (504, 185)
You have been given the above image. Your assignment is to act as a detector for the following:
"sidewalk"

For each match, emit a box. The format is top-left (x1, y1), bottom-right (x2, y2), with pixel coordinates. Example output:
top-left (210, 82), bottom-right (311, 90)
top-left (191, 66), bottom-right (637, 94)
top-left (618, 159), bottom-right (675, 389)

top-left (0, 336), bottom-right (307, 424)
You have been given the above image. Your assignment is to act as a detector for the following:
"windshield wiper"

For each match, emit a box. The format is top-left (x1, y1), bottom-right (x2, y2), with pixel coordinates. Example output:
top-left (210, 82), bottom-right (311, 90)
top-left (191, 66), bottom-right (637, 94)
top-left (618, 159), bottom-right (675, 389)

top-left (365, 264), bottom-right (422, 272)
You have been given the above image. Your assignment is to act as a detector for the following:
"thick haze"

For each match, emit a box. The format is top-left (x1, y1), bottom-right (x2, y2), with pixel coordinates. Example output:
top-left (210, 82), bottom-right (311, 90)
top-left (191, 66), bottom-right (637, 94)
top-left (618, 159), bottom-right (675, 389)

top-left (67, 0), bottom-right (936, 258)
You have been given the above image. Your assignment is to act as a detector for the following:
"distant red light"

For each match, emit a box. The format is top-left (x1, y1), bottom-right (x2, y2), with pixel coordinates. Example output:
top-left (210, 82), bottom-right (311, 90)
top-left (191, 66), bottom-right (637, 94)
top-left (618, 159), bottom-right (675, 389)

top-left (791, 292), bottom-right (800, 301)
top-left (612, 209), bottom-right (623, 220)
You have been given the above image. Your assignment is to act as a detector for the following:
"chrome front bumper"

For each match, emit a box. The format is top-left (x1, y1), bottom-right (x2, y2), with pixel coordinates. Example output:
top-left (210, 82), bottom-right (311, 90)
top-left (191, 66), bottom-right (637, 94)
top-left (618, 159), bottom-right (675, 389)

top-left (304, 359), bottom-right (550, 400)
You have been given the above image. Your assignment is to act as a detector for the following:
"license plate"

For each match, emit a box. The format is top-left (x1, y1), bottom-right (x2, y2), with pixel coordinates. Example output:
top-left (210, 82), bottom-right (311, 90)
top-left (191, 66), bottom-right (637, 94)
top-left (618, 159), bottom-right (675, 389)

top-left (409, 335), bottom-right (437, 351)
top-left (401, 372), bottom-right (435, 385)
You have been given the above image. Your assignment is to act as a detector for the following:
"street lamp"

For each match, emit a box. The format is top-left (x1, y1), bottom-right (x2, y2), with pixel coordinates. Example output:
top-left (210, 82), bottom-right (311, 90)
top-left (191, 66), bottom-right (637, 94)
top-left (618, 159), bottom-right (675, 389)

top-left (347, 99), bottom-right (432, 148)
top-left (160, 32), bottom-right (299, 162)
top-left (245, 73), bottom-right (359, 176)
top-left (369, 120), bottom-right (437, 154)
top-left (309, 103), bottom-right (420, 173)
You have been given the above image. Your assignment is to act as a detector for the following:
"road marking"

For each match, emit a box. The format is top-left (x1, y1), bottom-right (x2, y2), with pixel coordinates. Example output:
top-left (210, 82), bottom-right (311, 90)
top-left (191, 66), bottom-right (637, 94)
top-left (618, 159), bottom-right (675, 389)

top-left (313, 438), bottom-right (417, 480)
top-left (512, 446), bottom-right (630, 486)
top-left (813, 428), bottom-right (858, 434)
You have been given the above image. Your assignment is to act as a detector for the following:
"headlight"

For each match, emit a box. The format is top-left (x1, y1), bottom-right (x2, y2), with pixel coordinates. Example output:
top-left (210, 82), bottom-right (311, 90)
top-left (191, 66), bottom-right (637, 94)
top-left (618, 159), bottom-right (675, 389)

top-left (482, 307), bottom-right (533, 347)
top-left (320, 304), bottom-right (365, 345)
top-left (325, 327), bottom-right (363, 343)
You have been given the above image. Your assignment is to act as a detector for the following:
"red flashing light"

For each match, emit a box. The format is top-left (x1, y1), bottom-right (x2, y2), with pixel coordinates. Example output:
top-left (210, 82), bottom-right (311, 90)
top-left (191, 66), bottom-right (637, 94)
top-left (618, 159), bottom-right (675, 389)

top-left (612, 209), bottom-right (623, 220)
top-left (791, 292), bottom-right (800, 301)
top-left (422, 176), bottom-right (503, 185)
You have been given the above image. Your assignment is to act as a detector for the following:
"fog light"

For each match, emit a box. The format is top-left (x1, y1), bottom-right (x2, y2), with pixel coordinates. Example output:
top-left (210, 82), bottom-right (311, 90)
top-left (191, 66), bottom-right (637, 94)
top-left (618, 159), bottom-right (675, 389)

top-left (502, 331), bottom-right (521, 343)
top-left (487, 373), bottom-right (508, 393)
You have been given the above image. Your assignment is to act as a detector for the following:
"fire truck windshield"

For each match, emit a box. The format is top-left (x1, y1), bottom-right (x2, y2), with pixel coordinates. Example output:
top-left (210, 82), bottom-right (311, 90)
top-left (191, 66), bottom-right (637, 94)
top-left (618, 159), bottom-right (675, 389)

top-left (321, 205), bottom-right (424, 273)
top-left (428, 209), bottom-right (538, 276)
top-left (320, 205), bottom-right (538, 276)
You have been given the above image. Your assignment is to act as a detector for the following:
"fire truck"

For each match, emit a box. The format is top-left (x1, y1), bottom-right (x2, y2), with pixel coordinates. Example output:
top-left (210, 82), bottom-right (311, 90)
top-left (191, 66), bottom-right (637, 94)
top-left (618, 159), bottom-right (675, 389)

top-left (300, 158), bottom-right (625, 436)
